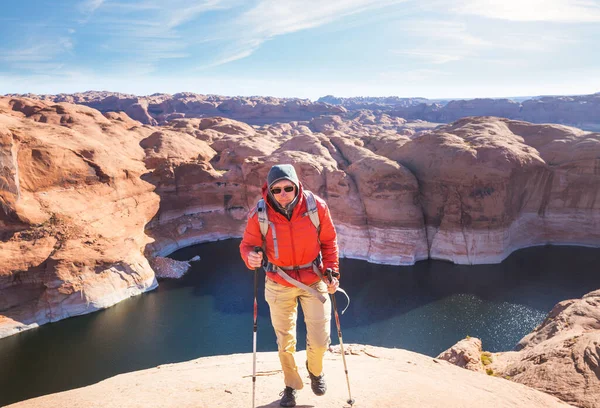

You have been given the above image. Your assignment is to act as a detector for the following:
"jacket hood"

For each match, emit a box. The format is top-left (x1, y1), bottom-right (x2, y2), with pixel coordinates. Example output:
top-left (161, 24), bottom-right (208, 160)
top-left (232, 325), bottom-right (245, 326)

top-left (267, 164), bottom-right (299, 190)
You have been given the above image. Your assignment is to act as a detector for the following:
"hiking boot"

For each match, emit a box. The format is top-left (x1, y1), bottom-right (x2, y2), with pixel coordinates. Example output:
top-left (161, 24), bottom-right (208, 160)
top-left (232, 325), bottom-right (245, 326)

top-left (306, 361), bottom-right (327, 396)
top-left (279, 386), bottom-right (296, 407)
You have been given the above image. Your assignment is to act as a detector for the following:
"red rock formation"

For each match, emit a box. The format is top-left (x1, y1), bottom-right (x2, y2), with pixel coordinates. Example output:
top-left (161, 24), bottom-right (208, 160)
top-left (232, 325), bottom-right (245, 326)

top-left (0, 97), bottom-right (160, 338)
top-left (142, 115), bottom-right (428, 265)
top-left (2, 97), bottom-right (600, 341)
top-left (384, 117), bottom-right (600, 264)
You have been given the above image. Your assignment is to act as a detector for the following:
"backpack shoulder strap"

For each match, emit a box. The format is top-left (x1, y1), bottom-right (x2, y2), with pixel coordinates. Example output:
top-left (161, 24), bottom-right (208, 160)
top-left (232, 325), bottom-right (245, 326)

top-left (303, 190), bottom-right (320, 234)
top-left (257, 198), bottom-right (269, 238)
top-left (256, 198), bottom-right (279, 259)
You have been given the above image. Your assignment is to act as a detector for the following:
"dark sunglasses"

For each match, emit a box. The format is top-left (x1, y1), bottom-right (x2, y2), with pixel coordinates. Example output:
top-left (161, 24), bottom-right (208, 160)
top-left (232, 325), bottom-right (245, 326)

top-left (271, 186), bottom-right (295, 195)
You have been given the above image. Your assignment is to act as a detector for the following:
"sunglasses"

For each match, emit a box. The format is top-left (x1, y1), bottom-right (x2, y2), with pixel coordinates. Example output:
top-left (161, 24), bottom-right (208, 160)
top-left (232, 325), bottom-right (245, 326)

top-left (271, 186), bottom-right (295, 195)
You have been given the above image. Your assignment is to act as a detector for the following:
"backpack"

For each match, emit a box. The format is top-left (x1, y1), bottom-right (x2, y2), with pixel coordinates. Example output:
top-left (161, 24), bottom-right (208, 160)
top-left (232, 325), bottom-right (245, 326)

top-left (256, 190), bottom-right (320, 259)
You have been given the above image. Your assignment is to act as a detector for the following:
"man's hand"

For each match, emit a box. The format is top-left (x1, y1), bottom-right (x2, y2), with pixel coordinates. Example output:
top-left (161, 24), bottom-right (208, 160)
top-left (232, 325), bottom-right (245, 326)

top-left (325, 276), bottom-right (339, 294)
top-left (248, 250), bottom-right (263, 268)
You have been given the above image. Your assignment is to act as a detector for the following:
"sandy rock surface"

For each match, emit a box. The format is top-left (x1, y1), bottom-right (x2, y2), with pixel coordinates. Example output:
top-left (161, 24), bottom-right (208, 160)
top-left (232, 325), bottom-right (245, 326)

top-left (6, 345), bottom-right (574, 408)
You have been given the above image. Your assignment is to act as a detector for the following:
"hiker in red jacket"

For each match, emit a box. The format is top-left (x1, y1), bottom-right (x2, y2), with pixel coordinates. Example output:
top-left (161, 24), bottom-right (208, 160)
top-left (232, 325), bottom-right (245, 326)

top-left (240, 163), bottom-right (339, 407)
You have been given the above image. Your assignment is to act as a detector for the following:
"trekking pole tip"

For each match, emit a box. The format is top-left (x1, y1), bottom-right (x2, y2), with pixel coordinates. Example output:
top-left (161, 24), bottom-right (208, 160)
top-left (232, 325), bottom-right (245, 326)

top-left (347, 398), bottom-right (355, 406)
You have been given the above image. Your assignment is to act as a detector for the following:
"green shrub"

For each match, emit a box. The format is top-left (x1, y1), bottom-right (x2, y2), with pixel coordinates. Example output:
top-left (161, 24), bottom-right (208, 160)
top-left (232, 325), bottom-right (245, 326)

top-left (481, 352), bottom-right (493, 366)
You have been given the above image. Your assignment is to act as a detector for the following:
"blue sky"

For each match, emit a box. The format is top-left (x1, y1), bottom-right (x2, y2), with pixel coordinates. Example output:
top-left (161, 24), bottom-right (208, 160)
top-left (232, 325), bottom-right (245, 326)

top-left (1, 0), bottom-right (599, 99)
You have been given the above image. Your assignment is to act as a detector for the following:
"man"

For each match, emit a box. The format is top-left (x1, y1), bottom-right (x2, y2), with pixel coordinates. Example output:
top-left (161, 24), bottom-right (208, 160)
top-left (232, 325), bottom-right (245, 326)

top-left (240, 164), bottom-right (340, 407)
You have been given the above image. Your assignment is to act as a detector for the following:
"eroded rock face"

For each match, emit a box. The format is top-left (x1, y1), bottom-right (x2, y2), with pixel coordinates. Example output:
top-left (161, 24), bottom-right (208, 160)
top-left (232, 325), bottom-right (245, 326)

top-left (0, 97), bottom-right (160, 338)
top-left (437, 337), bottom-right (486, 373)
top-left (385, 117), bottom-right (600, 264)
top-left (439, 290), bottom-right (600, 408)
top-left (143, 114), bottom-right (429, 266)
top-left (142, 113), bottom-right (600, 267)
top-left (2, 97), bottom-right (600, 342)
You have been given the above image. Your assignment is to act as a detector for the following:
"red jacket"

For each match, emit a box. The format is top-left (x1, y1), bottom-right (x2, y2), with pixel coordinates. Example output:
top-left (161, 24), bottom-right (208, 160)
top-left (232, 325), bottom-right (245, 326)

top-left (240, 182), bottom-right (339, 287)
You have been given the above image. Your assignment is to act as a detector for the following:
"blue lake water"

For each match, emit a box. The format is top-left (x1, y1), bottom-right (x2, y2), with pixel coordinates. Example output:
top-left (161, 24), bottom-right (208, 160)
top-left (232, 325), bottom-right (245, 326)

top-left (1, 239), bottom-right (599, 406)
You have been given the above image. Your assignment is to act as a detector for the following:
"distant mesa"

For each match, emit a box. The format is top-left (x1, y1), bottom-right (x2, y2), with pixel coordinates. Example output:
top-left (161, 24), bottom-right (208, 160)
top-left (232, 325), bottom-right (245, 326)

top-left (10, 91), bottom-right (347, 126)
top-left (318, 93), bottom-right (600, 131)
top-left (9, 90), bottom-right (600, 131)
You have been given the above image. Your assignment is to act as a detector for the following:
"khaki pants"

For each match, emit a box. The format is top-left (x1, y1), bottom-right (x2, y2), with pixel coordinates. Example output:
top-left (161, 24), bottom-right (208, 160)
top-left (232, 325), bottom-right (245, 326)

top-left (265, 278), bottom-right (331, 390)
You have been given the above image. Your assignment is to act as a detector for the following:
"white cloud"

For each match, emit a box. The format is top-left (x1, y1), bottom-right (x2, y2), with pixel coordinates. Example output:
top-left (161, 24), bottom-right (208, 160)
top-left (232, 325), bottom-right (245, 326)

top-left (205, 0), bottom-right (408, 66)
top-left (70, 0), bottom-right (239, 72)
top-left (400, 20), bottom-right (490, 46)
top-left (99, 0), bottom-right (236, 28)
top-left (79, 0), bottom-right (105, 14)
top-left (391, 20), bottom-right (490, 64)
top-left (492, 31), bottom-right (577, 51)
top-left (0, 38), bottom-right (73, 66)
top-left (379, 68), bottom-right (450, 82)
top-left (451, 0), bottom-right (600, 22)
top-left (392, 50), bottom-right (462, 64)
top-left (165, 1), bottom-right (232, 28)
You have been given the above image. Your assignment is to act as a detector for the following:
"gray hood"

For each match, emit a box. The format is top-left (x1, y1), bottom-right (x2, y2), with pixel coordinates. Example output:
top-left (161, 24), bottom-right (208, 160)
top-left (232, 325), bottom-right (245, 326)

top-left (266, 164), bottom-right (300, 220)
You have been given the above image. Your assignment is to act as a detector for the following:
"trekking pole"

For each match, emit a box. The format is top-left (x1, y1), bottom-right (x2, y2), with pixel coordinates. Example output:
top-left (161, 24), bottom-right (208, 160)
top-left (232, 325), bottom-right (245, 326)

top-left (252, 246), bottom-right (262, 408)
top-left (326, 268), bottom-right (355, 407)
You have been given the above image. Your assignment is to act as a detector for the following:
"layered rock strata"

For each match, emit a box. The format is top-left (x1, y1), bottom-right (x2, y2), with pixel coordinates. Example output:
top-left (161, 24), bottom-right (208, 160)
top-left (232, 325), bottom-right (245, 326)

top-left (143, 114), bottom-right (430, 265)
top-left (382, 117), bottom-right (600, 264)
top-left (2, 96), bottom-right (600, 340)
top-left (439, 290), bottom-right (600, 408)
top-left (145, 113), bottom-right (600, 265)
top-left (0, 98), bottom-right (160, 338)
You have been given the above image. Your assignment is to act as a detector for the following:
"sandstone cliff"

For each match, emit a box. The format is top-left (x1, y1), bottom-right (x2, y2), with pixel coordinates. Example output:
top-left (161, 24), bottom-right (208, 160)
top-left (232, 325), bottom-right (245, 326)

top-left (0, 98), bottom-right (160, 338)
top-left (2, 96), bottom-right (599, 339)
top-left (5, 345), bottom-right (574, 408)
top-left (144, 114), bottom-right (600, 266)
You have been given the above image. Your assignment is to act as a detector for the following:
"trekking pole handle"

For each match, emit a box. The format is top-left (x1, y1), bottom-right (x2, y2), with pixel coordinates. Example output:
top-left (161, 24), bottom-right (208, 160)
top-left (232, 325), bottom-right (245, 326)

top-left (325, 268), bottom-right (340, 283)
top-left (253, 246), bottom-right (263, 264)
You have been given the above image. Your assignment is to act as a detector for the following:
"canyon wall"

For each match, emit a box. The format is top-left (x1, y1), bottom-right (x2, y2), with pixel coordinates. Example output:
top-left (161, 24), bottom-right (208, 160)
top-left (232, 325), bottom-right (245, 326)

top-left (1, 96), bottom-right (599, 339)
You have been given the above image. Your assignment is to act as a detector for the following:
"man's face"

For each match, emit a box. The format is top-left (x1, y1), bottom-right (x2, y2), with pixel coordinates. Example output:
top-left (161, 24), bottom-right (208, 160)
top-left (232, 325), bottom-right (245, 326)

top-left (270, 180), bottom-right (296, 207)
